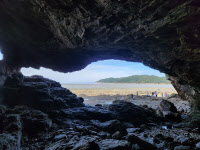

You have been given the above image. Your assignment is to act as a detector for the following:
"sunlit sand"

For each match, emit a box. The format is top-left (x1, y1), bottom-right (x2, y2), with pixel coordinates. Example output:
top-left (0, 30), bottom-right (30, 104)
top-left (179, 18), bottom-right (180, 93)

top-left (62, 83), bottom-right (177, 97)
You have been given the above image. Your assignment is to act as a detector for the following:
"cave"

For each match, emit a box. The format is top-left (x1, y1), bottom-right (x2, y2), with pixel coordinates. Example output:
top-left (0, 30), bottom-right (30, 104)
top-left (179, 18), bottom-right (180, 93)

top-left (0, 0), bottom-right (200, 149)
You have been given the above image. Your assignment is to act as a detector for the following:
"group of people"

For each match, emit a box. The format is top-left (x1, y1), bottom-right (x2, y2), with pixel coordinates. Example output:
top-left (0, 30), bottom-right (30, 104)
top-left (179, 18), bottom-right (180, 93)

top-left (131, 91), bottom-right (170, 99)
top-left (147, 92), bottom-right (169, 97)
top-left (136, 91), bottom-right (169, 98)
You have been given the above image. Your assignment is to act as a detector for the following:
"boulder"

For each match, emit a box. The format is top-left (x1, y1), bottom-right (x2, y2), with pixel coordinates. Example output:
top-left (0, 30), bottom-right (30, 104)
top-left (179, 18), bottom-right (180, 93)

top-left (95, 104), bottom-right (102, 107)
top-left (108, 101), bottom-right (161, 125)
top-left (91, 120), bottom-right (127, 135)
top-left (157, 100), bottom-right (180, 120)
top-left (2, 75), bottom-right (84, 111)
top-left (159, 100), bottom-right (178, 112)
top-left (60, 106), bottom-right (114, 122)
top-left (112, 131), bottom-right (122, 140)
top-left (126, 134), bottom-right (156, 150)
top-left (72, 137), bottom-right (100, 150)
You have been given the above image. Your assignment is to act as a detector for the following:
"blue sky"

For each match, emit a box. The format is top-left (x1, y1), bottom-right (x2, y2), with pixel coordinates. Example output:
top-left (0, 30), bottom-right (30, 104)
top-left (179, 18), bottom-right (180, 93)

top-left (0, 51), bottom-right (165, 83)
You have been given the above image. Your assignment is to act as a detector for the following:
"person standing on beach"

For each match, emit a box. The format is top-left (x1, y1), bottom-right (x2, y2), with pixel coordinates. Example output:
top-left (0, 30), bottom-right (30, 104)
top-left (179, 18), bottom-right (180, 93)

top-left (136, 91), bottom-right (138, 96)
top-left (162, 93), bottom-right (163, 98)
top-left (147, 92), bottom-right (149, 97)
top-left (165, 93), bottom-right (168, 97)
top-left (131, 94), bottom-right (134, 100)
top-left (155, 91), bottom-right (158, 97)
top-left (151, 92), bottom-right (154, 97)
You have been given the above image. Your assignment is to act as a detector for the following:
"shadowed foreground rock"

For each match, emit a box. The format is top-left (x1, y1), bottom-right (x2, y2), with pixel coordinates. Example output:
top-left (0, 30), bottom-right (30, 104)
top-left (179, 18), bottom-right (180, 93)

top-left (0, 75), bottom-right (161, 149)
top-left (0, 0), bottom-right (200, 148)
top-left (1, 74), bottom-right (84, 111)
top-left (0, 0), bottom-right (200, 110)
top-left (0, 75), bottom-right (200, 149)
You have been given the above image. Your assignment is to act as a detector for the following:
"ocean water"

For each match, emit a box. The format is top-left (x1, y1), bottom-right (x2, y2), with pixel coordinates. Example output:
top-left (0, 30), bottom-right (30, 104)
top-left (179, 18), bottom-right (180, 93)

top-left (62, 83), bottom-right (174, 90)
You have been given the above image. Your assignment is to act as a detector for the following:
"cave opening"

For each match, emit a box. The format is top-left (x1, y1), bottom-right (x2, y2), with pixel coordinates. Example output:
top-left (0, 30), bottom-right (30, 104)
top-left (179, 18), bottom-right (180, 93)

top-left (0, 50), bottom-right (4, 60)
top-left (21, 59), bottom-right (177, 107)
top-left (0, 0), bottom-right (200, 148)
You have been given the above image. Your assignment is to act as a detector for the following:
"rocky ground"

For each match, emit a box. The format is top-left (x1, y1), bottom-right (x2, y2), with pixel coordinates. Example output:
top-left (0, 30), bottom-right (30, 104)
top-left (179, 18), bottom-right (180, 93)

top-left (0, 75), bottom-right (200, 150)
top-left (82, 94), bottom-right (190, 114)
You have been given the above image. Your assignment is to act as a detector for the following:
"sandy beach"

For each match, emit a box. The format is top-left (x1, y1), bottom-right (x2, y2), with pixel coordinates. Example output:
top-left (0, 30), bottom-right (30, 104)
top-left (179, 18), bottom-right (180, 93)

top-left (62, 83), bottom-right (177, 97)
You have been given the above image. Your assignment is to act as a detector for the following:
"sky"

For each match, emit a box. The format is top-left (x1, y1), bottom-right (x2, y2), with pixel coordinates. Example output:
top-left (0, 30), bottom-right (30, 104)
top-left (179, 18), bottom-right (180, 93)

top-left (0, 51), bottom-right (165, 83)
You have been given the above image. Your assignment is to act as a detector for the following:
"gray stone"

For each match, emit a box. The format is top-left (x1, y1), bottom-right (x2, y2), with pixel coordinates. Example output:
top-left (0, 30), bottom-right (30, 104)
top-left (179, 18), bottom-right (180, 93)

top-left (196, 142), bottom-right (200, 149)
top-left (112, 131), bottom-right (122, 140)
top-left (72, 137), bottom-right (100, 150)
top-left (174, 145), bottom-right (191, 150)
top-left (126, 128), bottom-right (140, 133)
top-left (99, 139), bottom-right (131, 150)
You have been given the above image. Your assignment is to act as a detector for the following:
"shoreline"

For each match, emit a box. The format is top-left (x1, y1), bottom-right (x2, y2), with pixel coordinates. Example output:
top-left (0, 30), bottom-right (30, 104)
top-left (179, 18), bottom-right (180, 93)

top-left (62, 83), bottom-right (172, 85)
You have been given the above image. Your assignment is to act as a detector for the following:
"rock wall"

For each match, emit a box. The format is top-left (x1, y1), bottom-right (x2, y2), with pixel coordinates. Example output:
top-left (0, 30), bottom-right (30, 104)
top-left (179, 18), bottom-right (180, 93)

top-left (167, 75), bottom-right (200, 111)
top-left (0, 0), bottom-right (200, 109)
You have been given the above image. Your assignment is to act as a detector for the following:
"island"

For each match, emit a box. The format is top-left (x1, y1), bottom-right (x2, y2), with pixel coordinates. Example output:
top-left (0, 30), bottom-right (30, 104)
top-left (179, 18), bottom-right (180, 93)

top-left (97, 75), bottom-right (170, 84)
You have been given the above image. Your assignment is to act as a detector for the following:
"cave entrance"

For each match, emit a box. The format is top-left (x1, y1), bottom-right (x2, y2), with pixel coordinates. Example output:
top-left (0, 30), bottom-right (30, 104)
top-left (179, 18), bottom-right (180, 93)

top-left (0, 49), bottom-right (4, 60)
top-left (21, 59), bottom-right (178, 107)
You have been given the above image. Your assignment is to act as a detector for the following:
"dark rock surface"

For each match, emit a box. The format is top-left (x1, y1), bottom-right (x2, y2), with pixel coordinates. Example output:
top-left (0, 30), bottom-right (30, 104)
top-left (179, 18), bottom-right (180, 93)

top-left (0, 1), bottom-right (200, 146)
top-left (1, 74), bottom-right (84, 111)
top-left (109, 101), bottom-right (162, 125)
top-left (167, 75), bottom-right (200, 111)
top-left (0, 0), bottom-right (200, 110)
top-left (0, 80), bottom-right (199, 150)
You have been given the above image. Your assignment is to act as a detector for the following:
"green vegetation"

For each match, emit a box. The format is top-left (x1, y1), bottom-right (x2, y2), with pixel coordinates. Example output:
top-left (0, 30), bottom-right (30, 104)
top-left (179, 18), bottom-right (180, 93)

top-left (97, 75), bottom-right (170, 84)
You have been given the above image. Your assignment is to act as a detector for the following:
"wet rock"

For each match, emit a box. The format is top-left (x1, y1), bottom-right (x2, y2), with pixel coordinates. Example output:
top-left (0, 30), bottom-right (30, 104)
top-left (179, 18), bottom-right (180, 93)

top-left (99, 139), bottom-right (131, 150)
top-left (109, 101), bottom-right (161, 125)
top-left (174, 145), bottom-right (191, 150)
top-left (97, 131), bottom-right (110, 139)
top-left (91, 120), bottom-right (127, 135)
top-left (95, 104), bottom-right (102, 107)
top-left (2, 75), bottom-right (84, 110)
top-left (132, 144), bottom-right (141, 150)
top-left (72, 137), bottom-right (100, 150)
top-left (112, 100), bottom-right (126, 104)
top-left (154, 134), bottom-right (165, 141)
top-left (54, 134), bottom-right (67, 141)
top-left (126, 128), bottom-right (141, 133)
top-left (112, 131), bottom-right (122, 140)
top-left (102, 104), bottom-right (110, 109)
top-left (196, 142), bottom-right (200, 149)
top-left (61, 106), bottom-right (114, 122)
top-left (126, 134), bottom-right (156, 150)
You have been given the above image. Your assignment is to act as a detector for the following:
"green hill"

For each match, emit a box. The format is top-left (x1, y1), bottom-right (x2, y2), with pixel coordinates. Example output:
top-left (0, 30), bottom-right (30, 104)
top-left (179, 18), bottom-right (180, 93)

top-left (97, 75), bottom-right (170, 84)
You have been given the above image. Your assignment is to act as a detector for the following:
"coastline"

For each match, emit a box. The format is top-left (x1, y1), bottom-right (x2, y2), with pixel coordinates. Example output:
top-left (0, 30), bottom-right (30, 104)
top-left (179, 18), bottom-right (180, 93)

top-left (62, 82), bottom-right (172, 85)
top-left (95, 82), bottom-right (172, 85)
top-left (62, 83), bottom-right (176, 96)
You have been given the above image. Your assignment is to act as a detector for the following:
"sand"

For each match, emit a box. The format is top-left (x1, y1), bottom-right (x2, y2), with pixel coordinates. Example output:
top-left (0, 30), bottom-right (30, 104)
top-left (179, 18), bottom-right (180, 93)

top-left (70, 88), bottom-right (176, 97)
